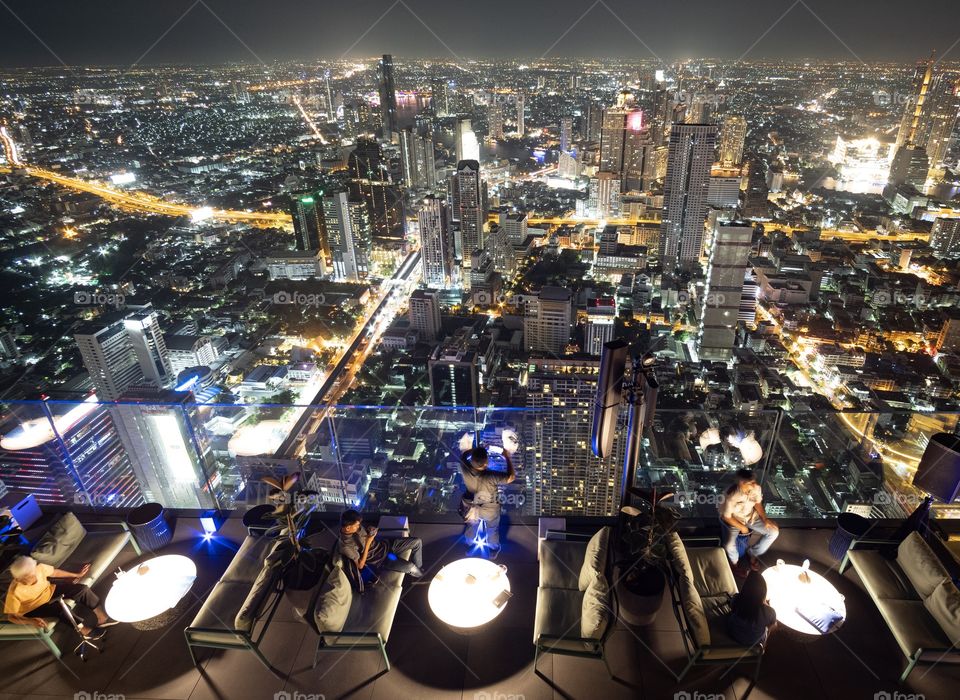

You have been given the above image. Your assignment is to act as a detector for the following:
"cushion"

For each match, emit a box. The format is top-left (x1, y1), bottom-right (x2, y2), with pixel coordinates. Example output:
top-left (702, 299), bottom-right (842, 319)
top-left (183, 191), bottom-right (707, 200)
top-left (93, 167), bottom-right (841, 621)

top-left (315, 564), bottom-right (352, 634)
top-left (666, 532), bottom-right (693, 580)
top-left (897, 532), bottom-right (949, 599)
top-left (687, 547), bottom-right (738, 598)
top-left (234, 560), bottom-right (280, 633)
top-left (923, 579), bottom-right (960, 646)
top-left (847, 549), bottom-right (920, 601)
top-left (336, 582), bottom-right (401, 645)
top-left (190, 581), bottom-right (252, 630)
top-left (219, 535), bottom-right (279, 584)
top-left (578, 527), bottom-right (610, 591)
top-left (581, 575), bottom-right (611, 639)
top-left (60, 531), bottom-right (130, 586)
top-left (874, 597), bottom-right (951, 658)
top-left (31, 512), bottom-right (87, 567)
top-left (679, 572), bottom-right (710, 647)
top-left (540, 539), bottom-right (587, 590)
top-left (534, 587), bottom-right (584, 645)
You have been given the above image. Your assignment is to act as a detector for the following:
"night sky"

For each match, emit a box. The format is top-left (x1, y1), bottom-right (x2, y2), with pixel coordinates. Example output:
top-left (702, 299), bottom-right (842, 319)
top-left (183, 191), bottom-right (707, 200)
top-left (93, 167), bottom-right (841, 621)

top-left (0, 0), bottom-right (958, 67)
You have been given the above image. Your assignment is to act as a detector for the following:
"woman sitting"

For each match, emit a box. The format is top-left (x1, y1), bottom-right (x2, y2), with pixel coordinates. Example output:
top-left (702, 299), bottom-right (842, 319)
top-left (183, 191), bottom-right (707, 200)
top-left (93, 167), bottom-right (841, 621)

top-left (726, 570), bottom-right (777, 646)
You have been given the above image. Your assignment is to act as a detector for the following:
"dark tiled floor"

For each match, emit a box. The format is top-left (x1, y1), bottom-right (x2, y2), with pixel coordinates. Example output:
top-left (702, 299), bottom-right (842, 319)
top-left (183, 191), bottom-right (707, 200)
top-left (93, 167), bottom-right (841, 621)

top-left (0, 515), bottom-right (957, 700)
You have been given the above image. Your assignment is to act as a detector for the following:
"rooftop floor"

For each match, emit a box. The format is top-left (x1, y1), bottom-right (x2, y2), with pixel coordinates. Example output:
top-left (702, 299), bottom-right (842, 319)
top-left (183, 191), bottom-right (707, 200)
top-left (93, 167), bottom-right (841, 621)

top-left (1, 516), bottom-right (956, 700)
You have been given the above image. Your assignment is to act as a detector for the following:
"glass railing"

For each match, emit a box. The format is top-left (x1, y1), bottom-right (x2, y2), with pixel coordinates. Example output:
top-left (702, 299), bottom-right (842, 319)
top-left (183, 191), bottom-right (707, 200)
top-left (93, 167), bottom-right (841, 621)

top-left (1, 398), bottom-right (957, 522)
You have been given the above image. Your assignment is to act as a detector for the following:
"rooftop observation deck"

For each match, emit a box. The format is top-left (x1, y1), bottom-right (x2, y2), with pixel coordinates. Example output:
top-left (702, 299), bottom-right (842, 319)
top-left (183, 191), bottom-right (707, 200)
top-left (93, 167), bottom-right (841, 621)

top-left (1, 512), bottom-right (957, 700)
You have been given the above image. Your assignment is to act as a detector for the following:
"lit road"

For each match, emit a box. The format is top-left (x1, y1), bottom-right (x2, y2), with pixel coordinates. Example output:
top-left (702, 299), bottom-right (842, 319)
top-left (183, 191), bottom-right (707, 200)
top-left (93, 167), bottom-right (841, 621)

top-left (8, 164), bottom-right (293, 229)
top-left (275, 248), bottom-right (422, 458)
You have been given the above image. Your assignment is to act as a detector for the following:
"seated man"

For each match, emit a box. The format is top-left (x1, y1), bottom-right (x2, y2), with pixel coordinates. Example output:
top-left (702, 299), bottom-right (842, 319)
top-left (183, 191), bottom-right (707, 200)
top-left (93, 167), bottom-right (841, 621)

top-left (338, 510), bottom-right (424, 589)
top-left (718, 468), bottom-right (779, 572)
top-left (3, 555), bottom-right (118, 639)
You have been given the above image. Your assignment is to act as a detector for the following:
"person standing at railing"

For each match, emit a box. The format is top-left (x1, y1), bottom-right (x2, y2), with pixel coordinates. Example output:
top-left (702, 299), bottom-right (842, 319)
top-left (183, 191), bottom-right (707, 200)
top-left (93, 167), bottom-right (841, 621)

top-left (458, 429), bottom-right (519, 560)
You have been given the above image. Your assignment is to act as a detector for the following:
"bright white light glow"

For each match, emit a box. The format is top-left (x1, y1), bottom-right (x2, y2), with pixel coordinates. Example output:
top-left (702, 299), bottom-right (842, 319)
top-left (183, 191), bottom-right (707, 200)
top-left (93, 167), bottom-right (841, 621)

top-left (191, 206), bottom-right (214, 222)
top-left (150, 413), bottom-right (197, 483)
top-left (110, 172), bottom-right (136, 185)
top-left (427, 557), bottom-right (511, 629)
top-left (0, 396), bottom-right (99, 451)
top-left (105, 554), bottom-right (197, 623)
top-left (762, 562), bottom-right (846, 635)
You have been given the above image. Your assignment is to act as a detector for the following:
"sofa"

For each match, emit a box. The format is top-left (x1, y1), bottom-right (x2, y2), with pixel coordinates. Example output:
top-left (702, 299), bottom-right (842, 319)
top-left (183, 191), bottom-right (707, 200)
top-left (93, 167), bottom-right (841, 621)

top-left (533, 527), bottom-right (615, 686)
top-left (184, 534), bottom-right (285, 675)
top-left (665, 532), bottom-right (765, 682)
top-left (840, 530), bottom-right (960, 681)
top-left (309, 548), bottom-right (412, 676)
top-left (0, 511), bottom-right (138, 658)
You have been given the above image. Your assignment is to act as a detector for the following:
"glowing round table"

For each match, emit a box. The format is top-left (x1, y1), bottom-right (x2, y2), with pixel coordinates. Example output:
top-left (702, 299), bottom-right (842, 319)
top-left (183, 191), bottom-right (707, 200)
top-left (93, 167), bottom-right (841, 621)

top-left (762, 561), bottom-right (846, 638)
top-left (105, 554), bottom-right (197, 626)
top-left (428, 557), bottom-right (511, 631)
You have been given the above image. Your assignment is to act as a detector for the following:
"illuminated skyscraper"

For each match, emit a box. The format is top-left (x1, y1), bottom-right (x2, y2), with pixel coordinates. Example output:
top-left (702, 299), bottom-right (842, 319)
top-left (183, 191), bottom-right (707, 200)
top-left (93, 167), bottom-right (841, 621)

top-left (718, 114), bottom-right (747, 167)
top-left (290, 192), bottom-right (329, 255)
top-left (377, 54), bottom-right (398, 138)
top-left (124, 307), bottom-right (172, 389)
top-left (322, 190), bottom-right (369, 281)
top-left (887, 144), bottom-right (930, 190)
top-left (348, 139), bottom-right (403, 239)
top-left (75, 321), bottom-right (144, 401)
top-left (560, 116), bottom-right (573, 152)
top-left (450, 160), bottom-right (486, 277)
top-left (659, 123), bottom-right (717, 271)
top-left (429, 338), bottom-right (479, 407)
top-left (741, 158), bottom-right (770, 219)
top-left (409, 289), bottom-right (442, 342)
top-left (584, 315), bottom-right (615, 356)
top-left (418, 196), bottom-right (457, 287)
top-left (516, 93), bottom-right (525, 136)
top-left (894, 52), bottom-right (960, 178)
top-left (488, 101), bottom-right (504, 140)
top-left (455, 118), bottom-right (480, 162)
top-left (697, 221), bottom-right (753, 362)
top-left (599, 91), bottom-right (650, 190)
top-left (524, 286), bottom-right (573, 355)
top-left (524, 356), bottom-right (624, 516)
top-left (931, 217), bottom-right (960, 257)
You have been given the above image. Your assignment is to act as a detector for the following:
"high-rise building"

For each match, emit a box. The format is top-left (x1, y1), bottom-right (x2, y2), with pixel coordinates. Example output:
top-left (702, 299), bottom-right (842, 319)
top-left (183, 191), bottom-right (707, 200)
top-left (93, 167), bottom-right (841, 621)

top-left (450, 160), bottom-right (486, 275)
top-left (500, 211), bottom-right (528, 243)
top-left (931, 217), bottom-right (960, 257)
top-left (659, 123), bottom-right (718, 271)
top-left (887, 143), bottom-right (930, 190)
top-left (399, 128), bottom-right (418, 188)
top-left (75, 320), bottom-right (145, 401)
top-left (429, 339), bottom-right (479, 407)
top-left (399, 128), bottom-right (437, 190)
top-left (741, 158), bottom-right (770, 219)
top-left (516, 93), bottom-right (525, 136)
top-left (707, 170), bottom-right (741, 209)
top-left (322, 190), bottom-right (369, 281)
top-left (348, 139), bottom-right (403, 239)
top-left (697, 221), bottom-right (753, 361)
top-left (524, 356), bottom-right (624, 516)
top-left (431, 78), bottom-right (449, 116)
top-left (409, 289), bottom-right (443, 342)
top-left (488, 101), bottom-right (504, 140)
top-left (525, 286), bottom-right (573, 354)
top-left (377, 54), bottom-right (398, 138)
top-left (455, 118), bottom-right (480, 163)
top-left (718, 114), bottom-right (747, 167)
top-left (895, 52), bottom-right (960, 175)
top-left (418, 196), bottom-right (457, 287)
top-left (599, 91), bottom-right (650, 190)
top-left (587, 172), bottom-right (621, 219)
top-left (291, 192), bottom-right (328, 254)
top-left (123, 307), bottom-right (172, 388)
top-left (585, 101), bottom-right (603, 142)
top-left (584, 316), bottom-right (615, 356)
top-left (0, 400), bottom-right (143, 507)
top-left (560, 116), bottom-right (573, 152)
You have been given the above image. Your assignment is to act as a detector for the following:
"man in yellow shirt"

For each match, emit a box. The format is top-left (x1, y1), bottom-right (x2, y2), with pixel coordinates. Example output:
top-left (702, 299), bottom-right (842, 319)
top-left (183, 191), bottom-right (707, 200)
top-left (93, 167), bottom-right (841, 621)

top-left (4, 555), bottom-right (118, 639)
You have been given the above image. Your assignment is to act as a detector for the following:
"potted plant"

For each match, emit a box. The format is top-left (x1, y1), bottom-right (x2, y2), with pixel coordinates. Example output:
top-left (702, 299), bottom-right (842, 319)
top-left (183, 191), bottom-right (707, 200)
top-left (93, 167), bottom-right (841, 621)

top-left (615, 486), bottom-right (681, 626)
top-left (260, 472), bottom-right (324, 590)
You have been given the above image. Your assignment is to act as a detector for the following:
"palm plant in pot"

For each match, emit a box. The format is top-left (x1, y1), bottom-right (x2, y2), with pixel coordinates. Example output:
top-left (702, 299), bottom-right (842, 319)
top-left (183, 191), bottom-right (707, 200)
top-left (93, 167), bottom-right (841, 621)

top-left (615, 486), bottom-right (681, 626)
top-left (260, 472), bottom-right (324, 590)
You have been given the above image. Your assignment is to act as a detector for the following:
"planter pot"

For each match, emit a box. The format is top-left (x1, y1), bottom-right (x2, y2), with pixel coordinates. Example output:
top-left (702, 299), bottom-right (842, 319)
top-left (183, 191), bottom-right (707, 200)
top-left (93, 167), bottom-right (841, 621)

top-left (282, 549), bottom-right (325, 590)
top-left (615, 564), bottom-right (665, 627)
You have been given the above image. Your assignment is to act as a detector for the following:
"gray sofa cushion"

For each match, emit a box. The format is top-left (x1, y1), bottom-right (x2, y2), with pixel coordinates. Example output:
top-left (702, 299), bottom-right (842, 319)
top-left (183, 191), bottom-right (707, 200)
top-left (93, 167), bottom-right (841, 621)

top-left (923, 579), bottom-right (960, 646)
top-left (581, 575), bottom-right (611, 639)
top-left (897, 532), bottom-right (949, 599)
top-left (534, 587), bottom-right (584, 647)
top-left (234, 561), bottom-right (281, 633)
top-left (219, 536), bottom-right (277, 584)
top-left (61, 531), bottom-right (131, 586)
top-left (847, 549), bottom-right (919, 601)
top-left (578, 527), bottom-right (610, 591)
top-left (687, 547), bottom-right (738, 599)
top-left (667, 533), bottom-right (710, 647)
top-left (315, 563), bottom-right (352, 634)
top-left (540, 539), bottom-right (587, 590)
top-left (875, 597), bottom-right (952, 658)
top-left (190, 581), bottom-right (253, 631)
top-left (31, 512), bottom-right (87, 568)
top-left (339, 581), bottom-right (401, 645)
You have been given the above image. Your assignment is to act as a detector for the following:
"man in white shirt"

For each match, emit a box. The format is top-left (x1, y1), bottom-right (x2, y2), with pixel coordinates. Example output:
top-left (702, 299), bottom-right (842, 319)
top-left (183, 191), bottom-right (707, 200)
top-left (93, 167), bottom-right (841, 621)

top-left (718, 469), bottom-right (779, 571)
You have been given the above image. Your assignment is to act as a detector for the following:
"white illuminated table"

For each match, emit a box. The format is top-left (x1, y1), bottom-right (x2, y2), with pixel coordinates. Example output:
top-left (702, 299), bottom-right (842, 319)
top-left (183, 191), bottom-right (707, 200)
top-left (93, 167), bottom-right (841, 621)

top-left (762, 561), bottom-right (846, 637)
top-left (105, 554), bottom-right (197, 623)
top-left (428, 557), bottom-right (511, 631)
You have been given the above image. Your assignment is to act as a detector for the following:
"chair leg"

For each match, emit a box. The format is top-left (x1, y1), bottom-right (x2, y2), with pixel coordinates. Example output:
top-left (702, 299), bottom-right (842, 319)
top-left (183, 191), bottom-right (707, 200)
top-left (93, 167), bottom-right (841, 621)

top-left (41, 631), bottom-right (62, 659)
top-left (313, 637), bottom-right (322, 669)
top-left (601, 649), bottom-right (614, 679)
top-left (838, 551), bottom-right (850, 574)
top-left (186, 641), bottom-right (199, 668)
top-left (675, 656), bottom-right (695, 682)
top-left (900, 653), bottom-right (920, 682)
top-left (379, 639), bottom-right (391, 673)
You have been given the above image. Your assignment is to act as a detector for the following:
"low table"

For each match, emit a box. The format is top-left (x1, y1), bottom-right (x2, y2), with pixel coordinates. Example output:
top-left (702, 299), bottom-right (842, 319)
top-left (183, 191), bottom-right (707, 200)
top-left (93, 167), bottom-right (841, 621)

top-left (105, 554), bottom-right (197, 630)
top-left (762, 561), bottom-right (846, 640)
top-left (428, 557), bottom-right (511, 632)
